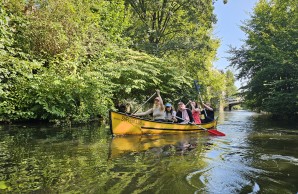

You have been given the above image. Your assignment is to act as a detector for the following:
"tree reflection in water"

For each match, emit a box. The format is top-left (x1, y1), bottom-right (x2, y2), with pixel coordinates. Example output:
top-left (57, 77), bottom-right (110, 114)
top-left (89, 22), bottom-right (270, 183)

top-left (0, 124), bottom-right (212, 193)
top-left (3, 111), bottom-right (296, 193)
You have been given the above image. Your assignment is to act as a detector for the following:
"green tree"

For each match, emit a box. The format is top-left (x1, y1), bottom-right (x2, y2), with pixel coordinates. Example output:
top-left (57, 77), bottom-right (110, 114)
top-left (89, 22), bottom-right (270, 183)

top-left (124, 0), bottom-right (224, 102)
top-left (0, 0), bottom-right (231, 123)
top-left (0, 1), bottom-right (41, 121)
top-left (229, 0), bottom-right (298, 117)
top-left (225, 70), bottom-right (237, 97)
top-left (0, 0), bottom-right (117, 123)
top-left (124, 0), bottom-right (216, 57)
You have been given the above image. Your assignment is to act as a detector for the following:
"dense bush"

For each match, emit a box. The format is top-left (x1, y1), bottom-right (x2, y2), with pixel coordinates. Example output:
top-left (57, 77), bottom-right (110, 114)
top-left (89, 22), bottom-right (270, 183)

top-left (0, 0), bottom-right (236, 123)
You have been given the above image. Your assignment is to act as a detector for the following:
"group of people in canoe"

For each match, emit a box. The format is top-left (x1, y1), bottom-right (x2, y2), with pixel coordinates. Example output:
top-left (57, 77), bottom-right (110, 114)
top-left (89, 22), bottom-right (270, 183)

top-left (132, 90), bottom-right (215, 124)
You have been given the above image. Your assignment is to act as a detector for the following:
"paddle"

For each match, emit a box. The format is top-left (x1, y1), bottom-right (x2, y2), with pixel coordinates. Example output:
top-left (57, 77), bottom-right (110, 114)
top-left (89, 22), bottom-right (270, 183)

top-left (185, 101), bottom-right (190, 107)
top-left (175, 116), bottom-right (225, 136)
top-left (132, 92), bottom-right (156, 114)
top-left (193, 80), bottom-right (207, 117)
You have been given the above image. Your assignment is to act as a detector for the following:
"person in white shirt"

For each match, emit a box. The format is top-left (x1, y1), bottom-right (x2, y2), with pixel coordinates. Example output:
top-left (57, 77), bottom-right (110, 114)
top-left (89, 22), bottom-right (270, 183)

top-left (133, 90), bottom-right (165, 121)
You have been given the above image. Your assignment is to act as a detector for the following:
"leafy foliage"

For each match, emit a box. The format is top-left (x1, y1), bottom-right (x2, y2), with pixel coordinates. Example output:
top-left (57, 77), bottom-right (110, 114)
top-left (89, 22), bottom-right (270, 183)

top-left (229, 0), bottom-right (298, 117)
top-left (225, 70), bottom-right (237, 97)
top-left (0, 3), bottom-right (39, 121)
top-left (0, 0), bottom-right (235, 123)
top-left (125, 0), bottom-right (216, 55)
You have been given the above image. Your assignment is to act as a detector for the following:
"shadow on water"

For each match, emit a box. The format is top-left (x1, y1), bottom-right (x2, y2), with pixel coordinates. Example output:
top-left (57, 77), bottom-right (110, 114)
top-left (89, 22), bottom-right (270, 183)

top-left (0, 111), bottom-right (298, 193)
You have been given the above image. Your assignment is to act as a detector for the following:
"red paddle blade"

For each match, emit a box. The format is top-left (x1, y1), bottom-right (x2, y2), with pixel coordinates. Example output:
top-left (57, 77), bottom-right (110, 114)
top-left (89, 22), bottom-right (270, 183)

top-left (208, 129), bottom-right (225, 136)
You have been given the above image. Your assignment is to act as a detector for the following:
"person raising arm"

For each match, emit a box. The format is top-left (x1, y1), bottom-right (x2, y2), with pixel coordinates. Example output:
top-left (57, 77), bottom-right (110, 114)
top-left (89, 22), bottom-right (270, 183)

top-left (201, 102), bottom-right (214, 123)
top-left (133, 90), bottom-right (165, 121)
top-left (189, 100), bottom-right (201, 124)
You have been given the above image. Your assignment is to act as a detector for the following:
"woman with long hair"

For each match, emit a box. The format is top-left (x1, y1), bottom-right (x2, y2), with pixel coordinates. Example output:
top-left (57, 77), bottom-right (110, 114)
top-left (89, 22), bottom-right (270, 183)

top-left (133, 90), bottom-right (165, 121)
top-left (189, 100), bottom-right (201, 124)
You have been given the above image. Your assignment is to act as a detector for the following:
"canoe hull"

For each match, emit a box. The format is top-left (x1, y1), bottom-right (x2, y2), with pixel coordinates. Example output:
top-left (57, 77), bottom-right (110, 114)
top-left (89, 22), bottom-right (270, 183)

top-left (109, 111), bottom-right (217, 135)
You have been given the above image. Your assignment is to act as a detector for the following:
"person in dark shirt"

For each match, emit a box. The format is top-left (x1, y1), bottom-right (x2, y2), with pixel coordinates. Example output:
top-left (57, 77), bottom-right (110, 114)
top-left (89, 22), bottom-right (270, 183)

top-left (164, 103), bottom-right (177, 123)
top-left (200, 102), bottom-right (214, 123)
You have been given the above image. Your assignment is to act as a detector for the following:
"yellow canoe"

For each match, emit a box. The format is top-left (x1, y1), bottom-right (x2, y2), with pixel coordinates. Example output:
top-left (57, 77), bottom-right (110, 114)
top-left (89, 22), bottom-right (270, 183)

top-left (109, 111), bottom-right (217, 135)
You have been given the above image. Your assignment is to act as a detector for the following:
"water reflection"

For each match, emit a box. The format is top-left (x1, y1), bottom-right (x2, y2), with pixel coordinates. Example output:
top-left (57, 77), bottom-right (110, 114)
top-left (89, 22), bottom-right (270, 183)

top-left (107, 133), bottom-right (216, 194)
top-left (198, 111), bottom-right (298, 194)
top-left (0, 111), bottom-right (298, 193)
top-left (190, 112), bottom-right (259, 194)
top-left (109, 134), bottom-right (207, 159)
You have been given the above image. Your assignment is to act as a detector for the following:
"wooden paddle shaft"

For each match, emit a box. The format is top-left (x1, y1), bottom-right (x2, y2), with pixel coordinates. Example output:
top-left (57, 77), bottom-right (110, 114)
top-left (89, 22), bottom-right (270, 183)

top-left (132, 92), bottom-right (156, 114)
top-left (174, 115), bottom-right (208, 131)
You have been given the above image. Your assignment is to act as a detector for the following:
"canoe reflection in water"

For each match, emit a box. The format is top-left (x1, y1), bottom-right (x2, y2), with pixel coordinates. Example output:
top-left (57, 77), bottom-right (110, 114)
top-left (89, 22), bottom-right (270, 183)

top-left (109, 134), bottom-right (209, 158)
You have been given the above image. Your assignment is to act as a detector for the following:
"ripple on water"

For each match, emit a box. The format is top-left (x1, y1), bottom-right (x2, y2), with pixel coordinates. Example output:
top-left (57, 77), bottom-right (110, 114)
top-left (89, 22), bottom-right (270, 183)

top-left (260, 154), bottom-right (298, 166)
top-left (186, 166), bottom-right (262, 194)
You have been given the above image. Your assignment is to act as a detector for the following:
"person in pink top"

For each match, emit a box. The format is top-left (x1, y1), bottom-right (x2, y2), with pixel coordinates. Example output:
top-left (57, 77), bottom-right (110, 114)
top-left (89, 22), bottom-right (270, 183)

top-left (189, 100), bottom-right (201, 124)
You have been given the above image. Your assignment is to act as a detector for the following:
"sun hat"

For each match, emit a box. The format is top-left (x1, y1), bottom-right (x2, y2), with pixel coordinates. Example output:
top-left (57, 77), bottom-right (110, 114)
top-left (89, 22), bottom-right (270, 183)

top-left (165, 103), bottom-right (172, 107)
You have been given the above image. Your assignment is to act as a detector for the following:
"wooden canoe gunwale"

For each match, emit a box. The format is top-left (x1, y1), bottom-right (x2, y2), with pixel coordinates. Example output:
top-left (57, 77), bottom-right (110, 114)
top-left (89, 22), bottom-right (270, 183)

top-left (140, 126), bottom-right (204, 131)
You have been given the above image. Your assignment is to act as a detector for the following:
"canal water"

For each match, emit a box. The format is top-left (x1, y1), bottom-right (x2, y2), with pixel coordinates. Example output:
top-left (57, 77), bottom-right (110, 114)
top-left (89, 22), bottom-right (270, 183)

top-left (0, 111), bottom-right (297, 193)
